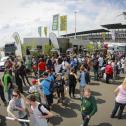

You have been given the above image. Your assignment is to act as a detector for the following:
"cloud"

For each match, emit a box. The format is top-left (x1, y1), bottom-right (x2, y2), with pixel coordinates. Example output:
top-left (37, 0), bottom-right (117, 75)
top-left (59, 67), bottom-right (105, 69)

top-left (0, 0), bottom-right (125, 47)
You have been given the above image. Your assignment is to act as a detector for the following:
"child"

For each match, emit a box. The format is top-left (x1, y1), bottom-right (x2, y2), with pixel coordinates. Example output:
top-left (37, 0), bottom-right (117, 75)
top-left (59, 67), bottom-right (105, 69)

top-left (55, 74), bottom-right (65, 103)
top-left (29, 79), bottom-right (41, 102)
top-left (81, 88), bottom-right (97, 126)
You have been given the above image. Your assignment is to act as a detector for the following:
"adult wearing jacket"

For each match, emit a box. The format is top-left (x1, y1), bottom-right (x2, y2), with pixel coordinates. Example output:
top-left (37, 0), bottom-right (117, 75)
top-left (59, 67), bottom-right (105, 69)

top-left (92, 56), bottom-right (99, 81)
top-left (38, 58), bottom-right (46, 76)
top-left (14, 65), bottom-right (23, 93)
top-left (105, 61), bottom-right (113, 83)
top-left (69, 69), bottom-right (77, 98)
top-left (19, 61), bottom-right (31, 86)
top-left (111, 78), bottom-right (126, 119)
top-left (81, 88), bottom-right (97, 126)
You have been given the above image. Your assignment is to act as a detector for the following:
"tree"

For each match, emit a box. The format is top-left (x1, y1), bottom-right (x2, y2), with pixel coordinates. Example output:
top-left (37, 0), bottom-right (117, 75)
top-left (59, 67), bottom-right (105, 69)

top-left (44, 44), bottom-right (53, 55)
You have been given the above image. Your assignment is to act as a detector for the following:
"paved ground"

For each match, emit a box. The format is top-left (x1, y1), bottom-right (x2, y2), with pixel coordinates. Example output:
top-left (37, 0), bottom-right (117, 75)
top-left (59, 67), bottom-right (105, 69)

top-left (0, 72), bottom-right (126, 126)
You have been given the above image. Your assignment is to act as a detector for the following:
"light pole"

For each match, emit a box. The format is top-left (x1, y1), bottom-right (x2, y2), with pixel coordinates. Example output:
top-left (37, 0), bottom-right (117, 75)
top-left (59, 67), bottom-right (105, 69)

top-left (74, 10), bottom-right (79, 39)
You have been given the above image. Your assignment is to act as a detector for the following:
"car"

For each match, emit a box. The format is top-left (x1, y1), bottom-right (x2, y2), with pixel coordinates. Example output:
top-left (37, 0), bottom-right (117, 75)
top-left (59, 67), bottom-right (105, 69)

top-left (0, 56), bottom-right (9, 71)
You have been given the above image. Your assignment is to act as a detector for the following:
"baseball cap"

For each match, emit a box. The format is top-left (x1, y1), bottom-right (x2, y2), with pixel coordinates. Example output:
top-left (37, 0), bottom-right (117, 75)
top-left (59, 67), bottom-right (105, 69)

top-left (32, 79), bottom-right (37, 84)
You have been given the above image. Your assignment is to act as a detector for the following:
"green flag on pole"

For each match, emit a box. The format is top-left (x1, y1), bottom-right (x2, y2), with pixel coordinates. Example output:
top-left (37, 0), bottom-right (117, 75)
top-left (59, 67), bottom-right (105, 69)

top-left (52, 14), bottom-right (59, 31)
top-left (38, 26), bottom-right (42, 37)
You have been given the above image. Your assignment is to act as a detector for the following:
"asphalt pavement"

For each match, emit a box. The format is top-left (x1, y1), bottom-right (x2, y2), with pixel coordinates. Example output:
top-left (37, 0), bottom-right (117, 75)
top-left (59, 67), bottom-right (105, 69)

top-left (0, 72), bottom-right (126, 126)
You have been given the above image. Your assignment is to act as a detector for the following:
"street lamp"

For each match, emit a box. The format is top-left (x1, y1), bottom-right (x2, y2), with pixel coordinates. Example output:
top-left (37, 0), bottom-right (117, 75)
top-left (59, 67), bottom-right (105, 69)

top-left (74, 10), bottom-right (79, 39)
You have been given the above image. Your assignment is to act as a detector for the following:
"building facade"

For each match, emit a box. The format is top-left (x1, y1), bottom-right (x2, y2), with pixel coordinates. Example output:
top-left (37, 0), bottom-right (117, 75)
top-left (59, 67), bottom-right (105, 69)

top-left (62, 23), bottom-right (126, 43)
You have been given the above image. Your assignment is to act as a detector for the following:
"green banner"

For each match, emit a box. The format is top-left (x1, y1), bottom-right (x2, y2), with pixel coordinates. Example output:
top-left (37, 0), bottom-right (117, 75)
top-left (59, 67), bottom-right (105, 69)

top-left (52, 14), bottom-right (59, 31)
top-left (38, 26), bottom-right (42, 37)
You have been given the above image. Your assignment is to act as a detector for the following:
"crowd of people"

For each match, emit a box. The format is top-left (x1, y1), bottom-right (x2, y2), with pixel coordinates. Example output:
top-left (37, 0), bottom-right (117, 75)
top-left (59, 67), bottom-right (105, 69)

top-left (0, 49), bottom-right (126, 126)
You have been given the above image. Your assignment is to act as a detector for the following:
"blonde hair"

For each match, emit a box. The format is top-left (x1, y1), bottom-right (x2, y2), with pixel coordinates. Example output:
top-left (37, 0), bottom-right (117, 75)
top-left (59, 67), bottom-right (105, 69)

top-left (84, 87), bottom-right (91, 93)
top-left (122, 78), bottom-right (126, 90)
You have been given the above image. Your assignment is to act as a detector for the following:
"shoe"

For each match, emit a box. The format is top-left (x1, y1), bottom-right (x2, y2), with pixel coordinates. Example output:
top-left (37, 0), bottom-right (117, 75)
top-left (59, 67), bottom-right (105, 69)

top-left (110, 115), bottom-right (115, 118)
top-left (118, 117), bottom-right (122, 119)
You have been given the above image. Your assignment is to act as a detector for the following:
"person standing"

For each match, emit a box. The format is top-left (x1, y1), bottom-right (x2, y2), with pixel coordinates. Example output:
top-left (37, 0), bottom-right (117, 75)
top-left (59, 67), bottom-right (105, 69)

top-left (111, 78), bottom-right (126, 119)
top-left (68, 69), bottom-right (77, 98)
top-left (92, 55), bottom-right (99, 81)
top-left (7, 88), bottom-right (29, 126)
top-left (19, 61), bottom-right (31, 86)
top-left (79, 66), bottom-right (90, 96)
top-left (80, 88), bottom-right (97, 126)
top-left (14, 65), bottom-right (23, 93)
top-left (38, 58), bottom-right (46, 76)
top-left (3, 70), bottom-right (13, 102)
top-left (105, 61), bottom-right (113, 84)
top-left (55, 74), bottom-right (65, 103)
top-left (39, 72), bottom-right (53, 108)
top-left (98, 54), bottom-right (104, 68)
top-left (0, 79), bottom-right (7, 106)
top-left (26, 94), bottom-right (53, 126)
top-left (61, 58), bottom-right (69, 73)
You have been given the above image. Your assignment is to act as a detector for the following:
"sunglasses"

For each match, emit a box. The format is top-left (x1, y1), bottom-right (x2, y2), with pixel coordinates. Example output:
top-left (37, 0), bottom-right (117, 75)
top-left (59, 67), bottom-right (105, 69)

top-left (12, 94), bottom-right (18, 97)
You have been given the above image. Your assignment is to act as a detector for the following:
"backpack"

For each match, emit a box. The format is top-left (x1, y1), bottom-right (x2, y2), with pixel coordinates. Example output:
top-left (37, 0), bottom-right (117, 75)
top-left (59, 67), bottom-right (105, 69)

top-left (38, 103), bottom-right (50, 115)
top-left (38, 103), bottom-right (50, 122)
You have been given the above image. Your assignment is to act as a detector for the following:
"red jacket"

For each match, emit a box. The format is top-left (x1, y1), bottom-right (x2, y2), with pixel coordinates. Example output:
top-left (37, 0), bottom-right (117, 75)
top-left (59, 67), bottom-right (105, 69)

top-left (105, 64), bottom-right (113, 75)
top-left (38, 61), bottom-right (46, 71)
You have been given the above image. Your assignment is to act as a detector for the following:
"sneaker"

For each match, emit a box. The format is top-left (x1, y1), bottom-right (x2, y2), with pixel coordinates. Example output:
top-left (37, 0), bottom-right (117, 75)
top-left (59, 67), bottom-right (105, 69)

top-left (110, 115), bottom-right (115, 118)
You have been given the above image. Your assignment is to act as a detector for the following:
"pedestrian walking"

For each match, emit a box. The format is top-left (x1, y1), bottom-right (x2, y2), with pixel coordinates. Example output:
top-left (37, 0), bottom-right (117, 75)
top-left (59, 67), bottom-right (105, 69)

top-left (7, 88), bottom-right (29, 126)
top-left (80, 88), bottom-right (97, 126)
top-left (26, 94), bottom-right (53, 126)
top-left (111, 77), bottom-right (126, 119)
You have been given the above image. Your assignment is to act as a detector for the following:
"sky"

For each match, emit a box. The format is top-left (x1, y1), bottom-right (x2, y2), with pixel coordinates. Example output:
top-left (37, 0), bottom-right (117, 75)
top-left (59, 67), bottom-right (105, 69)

top-left (0, 0), bottom-right (126, 47)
